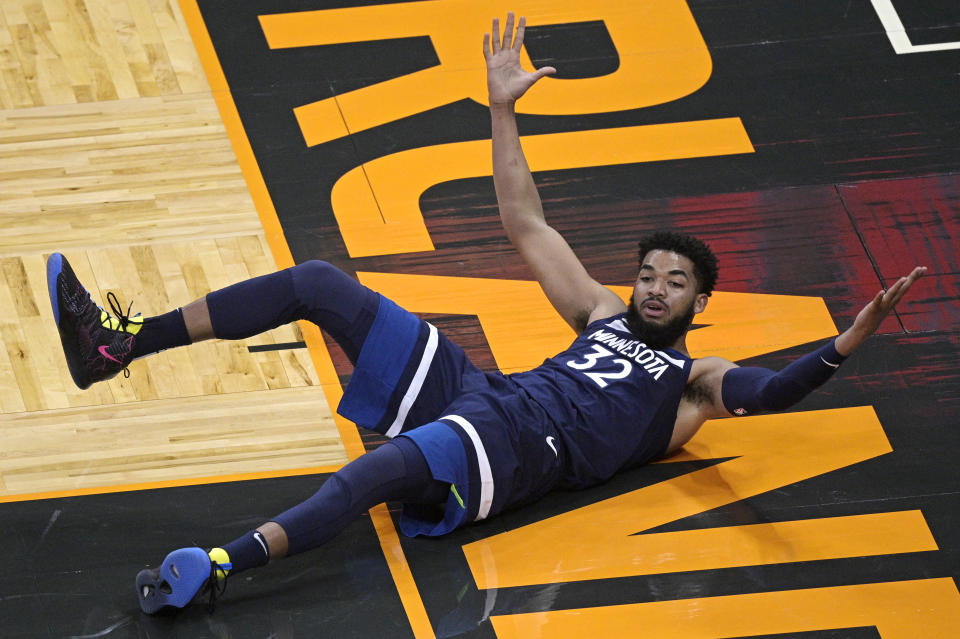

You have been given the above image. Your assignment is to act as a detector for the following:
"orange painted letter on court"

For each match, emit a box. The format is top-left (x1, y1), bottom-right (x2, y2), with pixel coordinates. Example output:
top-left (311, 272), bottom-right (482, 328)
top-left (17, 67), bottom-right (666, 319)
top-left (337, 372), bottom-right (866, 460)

top-left (259, 0), bottom-right (713, 145)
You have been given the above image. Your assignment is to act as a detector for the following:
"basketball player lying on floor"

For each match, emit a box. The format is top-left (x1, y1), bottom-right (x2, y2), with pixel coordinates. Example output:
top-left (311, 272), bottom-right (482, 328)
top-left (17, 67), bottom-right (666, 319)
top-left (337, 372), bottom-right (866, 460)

top-left (46, 13), bottom-right (925, 614)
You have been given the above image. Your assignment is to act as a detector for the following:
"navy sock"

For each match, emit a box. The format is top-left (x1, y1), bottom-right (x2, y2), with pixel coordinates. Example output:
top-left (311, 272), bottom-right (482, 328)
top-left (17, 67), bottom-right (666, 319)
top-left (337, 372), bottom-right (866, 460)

top-left (220, 530), bottom-right (271, 574)
top-left (129, 262), bottom-right (378, 363)
top-left (130, 308), bottom-right (191, 359)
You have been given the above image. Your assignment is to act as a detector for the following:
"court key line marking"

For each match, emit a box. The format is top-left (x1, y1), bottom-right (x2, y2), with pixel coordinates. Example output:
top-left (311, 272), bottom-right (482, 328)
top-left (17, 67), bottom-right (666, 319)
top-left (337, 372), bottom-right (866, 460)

top-left (870, 0), bottom-right (960, 54)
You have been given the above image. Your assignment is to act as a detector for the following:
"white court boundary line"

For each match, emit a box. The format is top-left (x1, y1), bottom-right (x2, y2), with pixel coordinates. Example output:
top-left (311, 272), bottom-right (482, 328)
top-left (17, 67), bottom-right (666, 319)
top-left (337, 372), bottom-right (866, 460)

top-left (871, 0), bottom-right (960, 54)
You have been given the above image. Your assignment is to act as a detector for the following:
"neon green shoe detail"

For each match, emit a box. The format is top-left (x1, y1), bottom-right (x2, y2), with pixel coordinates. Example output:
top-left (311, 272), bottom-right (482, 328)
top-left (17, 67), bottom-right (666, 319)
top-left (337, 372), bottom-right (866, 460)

top-left (100, 308), bottom-right (143, 334)
top-left (208, 547), bottom-right (231, 581)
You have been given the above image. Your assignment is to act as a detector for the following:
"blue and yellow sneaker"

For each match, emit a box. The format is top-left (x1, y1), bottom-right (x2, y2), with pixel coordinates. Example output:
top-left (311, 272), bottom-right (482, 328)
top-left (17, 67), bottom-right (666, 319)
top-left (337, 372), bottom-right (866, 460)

top-left (136, 547), bottom-right (231, 614)
top-left (46, 253), bottom-right (143, 389)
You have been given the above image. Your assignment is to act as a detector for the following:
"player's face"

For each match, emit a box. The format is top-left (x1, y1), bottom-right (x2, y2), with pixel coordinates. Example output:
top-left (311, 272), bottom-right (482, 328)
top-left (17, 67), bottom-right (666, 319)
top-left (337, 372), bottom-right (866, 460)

top-left (625, 250), bottom-right (708, 349)
top-left (631, 250), bottom-right (703, 323)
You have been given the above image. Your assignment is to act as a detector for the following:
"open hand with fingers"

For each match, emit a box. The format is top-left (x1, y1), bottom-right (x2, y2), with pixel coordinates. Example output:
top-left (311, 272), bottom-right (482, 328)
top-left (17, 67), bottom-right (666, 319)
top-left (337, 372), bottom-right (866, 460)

top-left (836, 266), bottom-right (927, 355)
top-left (483, 12), bottom-right (556, 105)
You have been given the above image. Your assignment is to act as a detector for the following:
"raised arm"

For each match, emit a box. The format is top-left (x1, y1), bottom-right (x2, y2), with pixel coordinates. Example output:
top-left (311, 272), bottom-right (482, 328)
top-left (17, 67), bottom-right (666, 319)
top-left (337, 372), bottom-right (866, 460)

top-left (485, 14), bottom-right (624, 332)
top-left (694, 266), bottom-right (928, 420)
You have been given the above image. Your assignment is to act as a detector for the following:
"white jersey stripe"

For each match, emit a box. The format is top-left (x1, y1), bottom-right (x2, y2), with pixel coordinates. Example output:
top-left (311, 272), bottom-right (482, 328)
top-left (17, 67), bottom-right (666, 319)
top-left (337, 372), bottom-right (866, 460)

top-left (656, 350), bottom-right (687, 369)
top-left (384, 323), bottom-right (438, 438)
top-left (441, 413), bottom-right (494, 520)
top-left (605, 318), bottom-right (630, 332)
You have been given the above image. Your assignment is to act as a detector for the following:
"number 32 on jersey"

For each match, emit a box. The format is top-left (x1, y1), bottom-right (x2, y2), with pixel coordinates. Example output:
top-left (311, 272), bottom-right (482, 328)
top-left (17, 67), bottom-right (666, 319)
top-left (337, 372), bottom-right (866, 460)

top-left (566, 344), bottom-right (633, 388)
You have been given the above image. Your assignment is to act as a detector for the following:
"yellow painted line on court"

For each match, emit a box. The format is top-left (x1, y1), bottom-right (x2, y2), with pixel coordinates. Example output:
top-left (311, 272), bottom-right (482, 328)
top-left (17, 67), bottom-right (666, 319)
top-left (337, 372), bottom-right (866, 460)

top-left (177, 3), bottom-right (436, 638)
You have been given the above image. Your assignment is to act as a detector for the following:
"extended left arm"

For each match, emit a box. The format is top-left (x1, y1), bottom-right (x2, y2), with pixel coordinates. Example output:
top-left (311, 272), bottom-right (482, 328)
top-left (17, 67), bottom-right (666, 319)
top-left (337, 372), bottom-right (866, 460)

top-left (719, 266), bottom-right (926, 416)
top-left (721, 339), bottom-right (845, 415)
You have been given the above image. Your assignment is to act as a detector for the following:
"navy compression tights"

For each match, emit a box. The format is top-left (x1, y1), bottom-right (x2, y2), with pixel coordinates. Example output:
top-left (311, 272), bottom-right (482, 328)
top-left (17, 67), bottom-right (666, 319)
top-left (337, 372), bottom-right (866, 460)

top-left (275, 436), bottom-right (448, 555)
top-left (206, 262), bottom-right (448, 557)
top-left (206, 259), bottom-right (377, 364)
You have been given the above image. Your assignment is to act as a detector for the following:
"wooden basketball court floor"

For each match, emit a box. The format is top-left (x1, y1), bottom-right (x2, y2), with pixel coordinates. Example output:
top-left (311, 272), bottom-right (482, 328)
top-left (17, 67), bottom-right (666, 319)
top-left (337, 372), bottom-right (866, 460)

top-left (1, 1), bottom-right (958, 637)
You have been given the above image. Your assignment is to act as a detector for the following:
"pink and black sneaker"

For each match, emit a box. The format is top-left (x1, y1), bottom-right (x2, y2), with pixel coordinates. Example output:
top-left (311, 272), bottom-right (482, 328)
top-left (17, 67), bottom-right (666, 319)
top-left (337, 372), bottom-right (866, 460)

top-left (46, 253), bottom-right (143, 389)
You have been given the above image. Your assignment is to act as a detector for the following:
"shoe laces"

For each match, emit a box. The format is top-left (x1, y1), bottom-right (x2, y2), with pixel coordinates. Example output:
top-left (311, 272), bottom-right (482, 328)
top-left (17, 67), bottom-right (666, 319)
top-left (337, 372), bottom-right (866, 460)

top-left (105, 292), bottom-right (136, 378)
top-left (106, 291), bottom-right (136, 332)
top-left (205, 560), bottom-right (230, 613)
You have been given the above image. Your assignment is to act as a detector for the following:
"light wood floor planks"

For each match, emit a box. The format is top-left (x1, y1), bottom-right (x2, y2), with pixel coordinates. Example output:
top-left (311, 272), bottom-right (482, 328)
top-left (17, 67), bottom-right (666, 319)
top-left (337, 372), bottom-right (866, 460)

top-left (0, 0), bottom-right (206, 108)
top-left (0, 0), bottom-right (349, 498)
top-left (0, 386), bottom-right (343, 496)
top-left (0, 93), bottom-right (266, 256)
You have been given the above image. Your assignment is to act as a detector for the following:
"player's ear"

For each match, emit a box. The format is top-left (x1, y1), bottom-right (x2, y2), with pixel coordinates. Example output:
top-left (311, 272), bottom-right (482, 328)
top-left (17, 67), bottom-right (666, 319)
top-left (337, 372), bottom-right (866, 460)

top-left (694, 293), bottom-right (709, 314)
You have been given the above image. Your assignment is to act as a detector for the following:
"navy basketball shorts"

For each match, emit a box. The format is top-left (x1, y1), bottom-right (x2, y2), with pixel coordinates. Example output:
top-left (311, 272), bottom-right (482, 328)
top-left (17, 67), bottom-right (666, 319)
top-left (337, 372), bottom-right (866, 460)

top-left (337, 295), bottom-right (563, 537)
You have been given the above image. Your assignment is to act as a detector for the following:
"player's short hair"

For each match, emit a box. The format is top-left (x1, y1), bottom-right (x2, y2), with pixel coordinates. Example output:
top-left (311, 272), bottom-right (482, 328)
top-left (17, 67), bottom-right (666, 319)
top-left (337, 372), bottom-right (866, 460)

top-left (637, 231), bottom-right (719, 296)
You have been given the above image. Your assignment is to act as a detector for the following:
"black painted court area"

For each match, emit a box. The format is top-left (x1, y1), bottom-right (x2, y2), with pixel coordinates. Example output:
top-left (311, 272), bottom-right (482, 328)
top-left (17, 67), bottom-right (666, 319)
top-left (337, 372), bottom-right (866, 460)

top-left (3, 1), bottom-right (959, 637)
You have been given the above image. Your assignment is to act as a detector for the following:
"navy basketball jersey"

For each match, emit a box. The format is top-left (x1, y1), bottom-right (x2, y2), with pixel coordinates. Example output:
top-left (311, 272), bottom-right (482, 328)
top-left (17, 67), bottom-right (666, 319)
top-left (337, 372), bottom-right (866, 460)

top-left (509, 313), bottom-right (692, 489)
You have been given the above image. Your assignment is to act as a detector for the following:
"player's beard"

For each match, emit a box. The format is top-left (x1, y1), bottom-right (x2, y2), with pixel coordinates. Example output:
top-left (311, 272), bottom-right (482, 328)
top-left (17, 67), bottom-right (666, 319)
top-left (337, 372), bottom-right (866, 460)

top-left (625, 294), bottom-right (696, 350)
